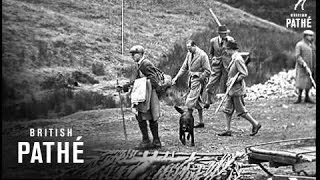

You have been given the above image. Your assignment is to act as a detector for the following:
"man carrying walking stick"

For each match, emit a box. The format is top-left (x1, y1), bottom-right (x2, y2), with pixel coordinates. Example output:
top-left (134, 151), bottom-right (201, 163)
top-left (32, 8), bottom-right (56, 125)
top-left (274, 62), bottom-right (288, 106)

top-left (117, 45), bottom-right (162, 149)
top-left (294, 30), bottom-right (316, 104)
top-left (217, 40), bottom-right (261, 136)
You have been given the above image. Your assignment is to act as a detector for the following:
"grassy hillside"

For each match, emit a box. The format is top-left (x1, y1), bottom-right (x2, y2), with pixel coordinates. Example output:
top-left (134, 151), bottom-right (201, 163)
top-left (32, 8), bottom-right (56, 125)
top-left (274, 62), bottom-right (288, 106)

top-left (216, 0), bottom-right (317, 31)
top-left (2, 0), bottom-right (302, 120)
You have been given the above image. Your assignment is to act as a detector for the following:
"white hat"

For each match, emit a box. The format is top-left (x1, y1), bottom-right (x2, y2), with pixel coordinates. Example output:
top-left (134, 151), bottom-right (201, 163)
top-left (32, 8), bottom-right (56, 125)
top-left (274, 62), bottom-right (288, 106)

top-left (303, 30), bottom-right (314, 36)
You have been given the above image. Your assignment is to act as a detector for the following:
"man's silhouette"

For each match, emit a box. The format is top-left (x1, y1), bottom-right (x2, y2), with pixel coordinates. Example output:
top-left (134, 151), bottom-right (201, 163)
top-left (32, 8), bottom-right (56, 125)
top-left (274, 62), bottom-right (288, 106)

top-left (294, 0), bottom-right (307, 10)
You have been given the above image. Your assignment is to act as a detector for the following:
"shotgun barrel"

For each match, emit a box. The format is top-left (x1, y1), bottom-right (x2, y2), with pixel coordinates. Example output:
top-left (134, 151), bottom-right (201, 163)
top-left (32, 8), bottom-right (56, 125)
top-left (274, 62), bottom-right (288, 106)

top-left (209, 8), bottom-right (222, 26)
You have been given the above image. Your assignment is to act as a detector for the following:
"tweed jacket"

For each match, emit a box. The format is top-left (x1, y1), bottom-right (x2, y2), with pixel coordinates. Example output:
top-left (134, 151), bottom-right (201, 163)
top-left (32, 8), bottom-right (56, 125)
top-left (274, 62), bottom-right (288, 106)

top-left (137, 58), bottom-right (161, 91)
top-left (209, 36), bottom-right (234, 69)
top-left (175, 46), bottom-right (211, 85)
top-left (123, 57), bottom-right (161, 120)
top-left (226, 52), bottom-right (248, 96)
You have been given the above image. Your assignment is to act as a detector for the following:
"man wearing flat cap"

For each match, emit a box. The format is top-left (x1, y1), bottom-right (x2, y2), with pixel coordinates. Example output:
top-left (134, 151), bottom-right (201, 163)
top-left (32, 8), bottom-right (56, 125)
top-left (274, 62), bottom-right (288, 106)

top-left (294, 30), bottom-right (316, 104)
top-left (218, 40), bottom-right (261, 136)
top-left (204, 25), bottom-right (235, 110)
top-left (117, 45), bottom-right (162, 149)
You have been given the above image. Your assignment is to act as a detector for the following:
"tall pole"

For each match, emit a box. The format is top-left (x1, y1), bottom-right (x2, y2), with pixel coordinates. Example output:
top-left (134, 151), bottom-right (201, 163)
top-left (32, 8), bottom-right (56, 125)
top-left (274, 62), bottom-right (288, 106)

top-left (120, 0), bottom-right (128, 141)
top-left (122, 0), bottom-right (124, 56)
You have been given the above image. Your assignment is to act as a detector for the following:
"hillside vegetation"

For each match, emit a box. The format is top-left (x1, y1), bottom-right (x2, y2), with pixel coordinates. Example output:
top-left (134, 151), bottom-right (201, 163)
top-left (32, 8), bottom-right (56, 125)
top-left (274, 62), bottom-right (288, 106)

top-left (216, 0), bottom-right (316, 31)
top-left (2, 0), bottom-right (302, 120)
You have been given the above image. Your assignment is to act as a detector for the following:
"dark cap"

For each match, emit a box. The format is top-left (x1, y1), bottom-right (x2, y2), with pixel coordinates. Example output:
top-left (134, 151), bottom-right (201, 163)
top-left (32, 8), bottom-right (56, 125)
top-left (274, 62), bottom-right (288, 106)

top-left (226, 40), bottom-right (239, 50)
top-left (218, 25), bottom-right (230, 33)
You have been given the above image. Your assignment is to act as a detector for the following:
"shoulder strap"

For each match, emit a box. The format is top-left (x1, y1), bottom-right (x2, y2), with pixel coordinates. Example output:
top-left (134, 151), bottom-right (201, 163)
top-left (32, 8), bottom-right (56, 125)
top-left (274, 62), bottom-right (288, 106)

top-left (154, 66), bottom-right (164, 81)
top-left (139, 59), bottom-right (164, 82)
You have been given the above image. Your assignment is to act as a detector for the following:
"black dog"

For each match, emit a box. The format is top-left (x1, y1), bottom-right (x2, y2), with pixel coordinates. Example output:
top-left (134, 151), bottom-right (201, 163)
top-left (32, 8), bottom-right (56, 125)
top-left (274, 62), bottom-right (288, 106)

top-left (174, 106), bottom-right (194, 146)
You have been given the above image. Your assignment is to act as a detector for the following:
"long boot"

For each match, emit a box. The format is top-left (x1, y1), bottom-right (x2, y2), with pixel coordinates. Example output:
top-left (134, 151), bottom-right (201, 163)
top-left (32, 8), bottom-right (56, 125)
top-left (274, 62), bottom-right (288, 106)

top-left (304, 89), bottom-right (315, 104)
top-left (218, 113), bottom-right (232, 136)
top-left (149, 120), bottom-right (161, 148)
top-left (294, 89), bottom-right (302, 104)
top-left (137, 117), bottom-right (151, 149)
top-left (204, 91), bottom-right (212, 109)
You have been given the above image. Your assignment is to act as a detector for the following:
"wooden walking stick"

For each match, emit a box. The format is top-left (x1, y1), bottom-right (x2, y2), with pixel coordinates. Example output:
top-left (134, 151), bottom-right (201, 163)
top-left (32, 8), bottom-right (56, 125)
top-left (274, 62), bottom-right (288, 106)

top-left (215, 53), bottom-right (250, 114)
top-left (117, 79), bottom-right (128, 141)
top-left (118, 0), bottom-right (127, 141)
top-left (215, 73), bottom-right (239, 114)
top-left (303, 63), bottom-right (316, 88)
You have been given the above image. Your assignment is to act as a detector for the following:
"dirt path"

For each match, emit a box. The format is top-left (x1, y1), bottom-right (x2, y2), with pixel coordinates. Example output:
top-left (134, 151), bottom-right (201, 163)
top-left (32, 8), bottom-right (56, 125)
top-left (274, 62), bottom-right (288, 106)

top-left (2, 97), bottom-right (316, 179)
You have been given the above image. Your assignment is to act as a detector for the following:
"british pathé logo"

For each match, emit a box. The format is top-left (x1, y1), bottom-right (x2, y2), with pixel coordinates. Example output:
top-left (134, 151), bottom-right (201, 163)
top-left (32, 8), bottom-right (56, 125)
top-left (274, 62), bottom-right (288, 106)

top-left (18, 128), bottom-right (84, 164)
top-left (286, 0), bottom-right (312, 28)
top-left (294, 0), bottom-right (306, 10)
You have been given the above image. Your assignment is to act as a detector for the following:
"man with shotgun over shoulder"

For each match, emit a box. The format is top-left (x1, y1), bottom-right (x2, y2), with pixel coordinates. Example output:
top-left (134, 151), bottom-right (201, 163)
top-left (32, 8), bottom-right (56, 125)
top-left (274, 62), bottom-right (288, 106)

top-left (204, 25), bottom-right (235, 109)
top-left (218, 40), bottom-right (261, 136)
top-left (294, 30), bottom-right (316, 104)
top-left (172, 40), bottom-right (211, 128)
top-left (117, 45), bottom-right (162, 149)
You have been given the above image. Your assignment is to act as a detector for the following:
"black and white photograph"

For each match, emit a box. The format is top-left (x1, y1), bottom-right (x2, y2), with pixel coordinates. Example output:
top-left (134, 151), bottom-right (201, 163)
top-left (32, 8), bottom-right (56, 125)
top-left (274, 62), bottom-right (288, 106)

top-left (2, 0), bottom-right (317, 179)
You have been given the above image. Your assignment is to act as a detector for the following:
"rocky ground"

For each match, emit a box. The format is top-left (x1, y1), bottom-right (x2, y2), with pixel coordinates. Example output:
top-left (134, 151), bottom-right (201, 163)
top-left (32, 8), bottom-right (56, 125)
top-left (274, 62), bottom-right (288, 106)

top-left (245, 69), bottom-right (316, 100)
top-left (2, 69), bottom-right (316, 178)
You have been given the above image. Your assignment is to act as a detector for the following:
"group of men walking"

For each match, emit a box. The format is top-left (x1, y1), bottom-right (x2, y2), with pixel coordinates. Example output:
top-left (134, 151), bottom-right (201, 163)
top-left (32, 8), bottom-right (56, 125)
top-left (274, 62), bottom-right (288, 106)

top-left (117, 25), bottom-right (316, 149)
top-left (172, 25), bottom-right (261, 137)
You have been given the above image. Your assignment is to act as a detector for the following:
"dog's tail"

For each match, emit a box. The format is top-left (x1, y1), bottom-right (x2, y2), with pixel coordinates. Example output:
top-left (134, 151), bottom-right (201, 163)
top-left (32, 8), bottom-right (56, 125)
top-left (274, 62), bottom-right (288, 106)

top-left (174, 105), bottom-right (184, 114)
